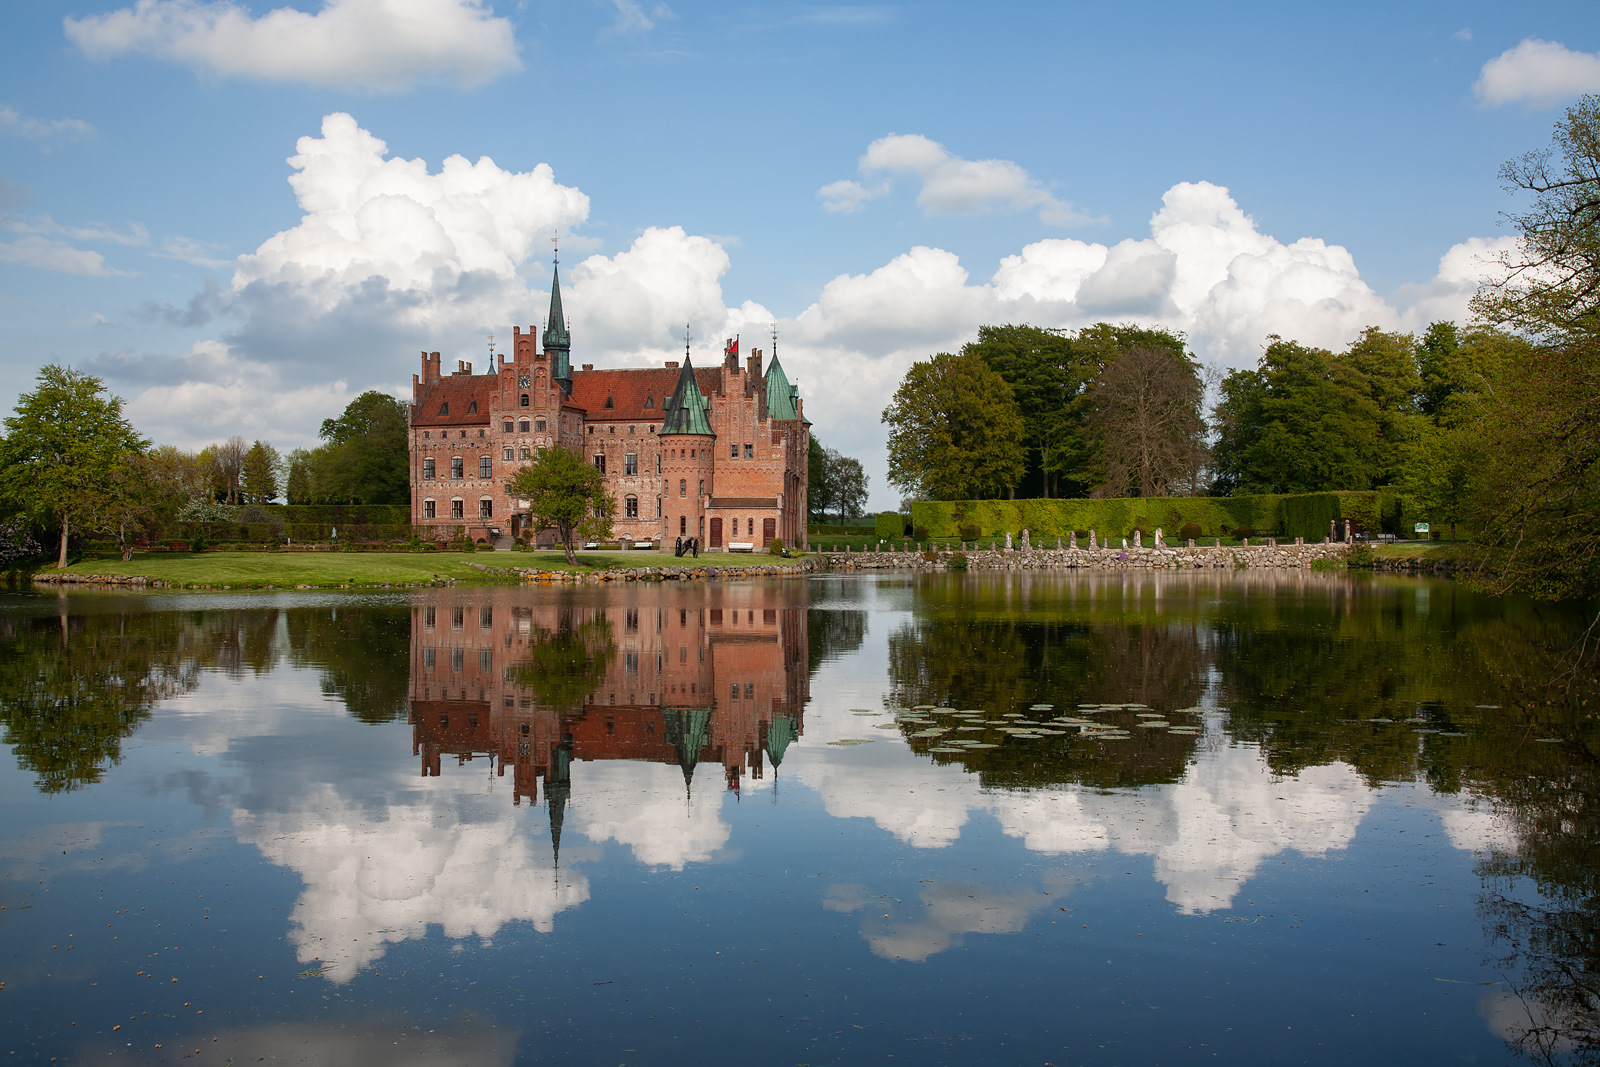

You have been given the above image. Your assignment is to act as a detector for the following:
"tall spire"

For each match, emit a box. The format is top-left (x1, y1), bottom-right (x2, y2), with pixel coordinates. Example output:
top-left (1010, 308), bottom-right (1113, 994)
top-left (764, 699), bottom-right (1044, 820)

top-left (543, 251), bottom-right (571, 394)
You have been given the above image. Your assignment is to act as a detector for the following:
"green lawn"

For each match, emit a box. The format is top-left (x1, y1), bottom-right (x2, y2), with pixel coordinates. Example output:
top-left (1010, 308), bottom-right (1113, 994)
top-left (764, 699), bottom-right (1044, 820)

top-left (1371, 541), bottom-right (1471, 561)
top-left (43, 547), bottom-right (806, 588)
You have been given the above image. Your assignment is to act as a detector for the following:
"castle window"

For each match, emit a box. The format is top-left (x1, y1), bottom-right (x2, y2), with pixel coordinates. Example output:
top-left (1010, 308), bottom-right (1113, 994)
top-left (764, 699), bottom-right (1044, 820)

top-left (625, 495), bottom-right (638, 518)
top-left (744, 443), bottom-right (753, 459)
top-left (679, 479), bottom-right (686, 498)
top-left (423, 431), bottom-right (430, 439)
top-left (503, 420), bottom-right (513, 432)
top-left (594, 454), bottom-right (606, 474)
top-left (649, 426), bottom-right (655, 434)
top-left (645, 395), bottom-right (655, 408)
top-left (588, 427), bottom-right (594, 434)
top-left (451, 499), bottom-right (464, 519)
top-left (604, 396), bottom-right (614, 409)
top-left (503, 447), bottom-right (513, 461)
top-left (478, 429), bottom-right (485, 438)
top-left (460, 430), bottom-right (467, 438)
top-left (656, 497), bottom-right (662, 517)
top-left (748, 518), bottom-right (754, 536)
top-left (519, 419), bottom-right (530, 432)
top-left (609, 426), bottom-right (615, 434)
top-left (423, 458), bottom-right (435, 479)
top-left (625, 453), bottom-right (637, 475)
top-left (439, 402), bottom-right (449, 415)
top-left (479, 456), bottom-right (492, 478)
top-left (480, 498), bottom-right (492, 519)
top-left (679, 515), bottom-right (687, 535)
top-left (628, 425), bottom-right (635, 434)
top-left (656, 454), bottom-right (661, 474)
top-left (450, 457), bottom-right (464, 479)
top-left (520, 448), bottom-right (531, 459)
top-left (730, 443), bottom-right (738, 459)
top-left (535, 419), bottom-right (546, 431)
top-left (424, 499), bottom-right (436, 518)
top-left (698, 479), bottom-right (705, 497)
top-left (467, 401), bottom-right (478, 414)
top-left (520, 394), bottom-right (529, 407)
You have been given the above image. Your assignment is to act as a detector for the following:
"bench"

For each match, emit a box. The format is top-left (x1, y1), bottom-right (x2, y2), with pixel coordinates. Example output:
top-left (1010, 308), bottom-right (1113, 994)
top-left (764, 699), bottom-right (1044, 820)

top-left (727, 542), bottom-right (755, 553)
top-left (633, 541), bottom-right (655, 550)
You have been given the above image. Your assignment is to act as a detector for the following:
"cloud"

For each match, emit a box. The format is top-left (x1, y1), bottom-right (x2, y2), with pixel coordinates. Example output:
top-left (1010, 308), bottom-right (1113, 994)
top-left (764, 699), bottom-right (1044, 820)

top-left (155, 235), bottom-right (232, 268)
top-left (0, 234), bottom-right (133, 276)
top-left (821, 133), bottom-right (1093, 226)
top-left (1474, 38), bottom-right (1600, 107)
top-left (0, 104), bottom-right (95, 146)
top-left (602, 0), bottom-right (674, 36)
top-left (794, 6), bottom-right (894, 27)
top-left (1451, 27), bottom-right (1472, 43)
top-left (5, 214), bottom-right (150, 247)
top-left (64, 0), bottom-right (521, 92)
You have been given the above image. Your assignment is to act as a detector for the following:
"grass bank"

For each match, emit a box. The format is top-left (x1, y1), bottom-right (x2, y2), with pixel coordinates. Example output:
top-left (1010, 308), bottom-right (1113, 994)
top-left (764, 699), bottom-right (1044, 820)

top-left (37, 547), bottom-right (808, 589)
top-left (1371, 541), bottom-right (1473, 562)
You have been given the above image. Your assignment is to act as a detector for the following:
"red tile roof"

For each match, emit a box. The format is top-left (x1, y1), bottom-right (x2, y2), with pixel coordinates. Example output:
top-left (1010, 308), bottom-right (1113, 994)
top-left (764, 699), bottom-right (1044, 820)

top-left (412, 376), bottom-right (496, 427)
top-left (569, 366), bottom-right (723, 422)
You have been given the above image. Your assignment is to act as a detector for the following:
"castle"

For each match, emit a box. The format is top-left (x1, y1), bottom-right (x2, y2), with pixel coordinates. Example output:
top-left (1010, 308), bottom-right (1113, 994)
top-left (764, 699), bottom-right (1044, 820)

top-left (408, 262), bottom-right (810, 550)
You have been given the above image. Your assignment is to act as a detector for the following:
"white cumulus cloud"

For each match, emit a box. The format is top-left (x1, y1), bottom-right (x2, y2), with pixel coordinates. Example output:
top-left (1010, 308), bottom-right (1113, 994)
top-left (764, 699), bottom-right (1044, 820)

top-left (1474, 38), bottom-right (1600, 107)
top-left (820, 133), bottom-right (1092, 225)
top-left (64, 0), bottom-right (521, 92)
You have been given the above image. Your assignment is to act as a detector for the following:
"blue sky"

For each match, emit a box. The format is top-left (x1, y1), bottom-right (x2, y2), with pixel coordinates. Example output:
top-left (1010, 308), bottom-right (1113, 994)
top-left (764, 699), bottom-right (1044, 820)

top-left (2, 0), bottom-right (1597, 507)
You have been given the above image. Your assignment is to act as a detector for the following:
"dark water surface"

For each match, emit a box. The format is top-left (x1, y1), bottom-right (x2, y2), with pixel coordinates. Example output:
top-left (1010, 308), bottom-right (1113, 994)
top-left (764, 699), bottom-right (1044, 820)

top-left (2, 571), bottom-right (1598, 1065)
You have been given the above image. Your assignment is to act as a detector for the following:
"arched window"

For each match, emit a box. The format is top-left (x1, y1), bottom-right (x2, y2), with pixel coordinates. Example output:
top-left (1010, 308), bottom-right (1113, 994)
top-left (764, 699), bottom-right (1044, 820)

top-left (502, 420), bottom-right (513, 432)
top-left (424, 499), bottom-right (436, 519)
top-left (519, 419), bottom-right (530, 432)
top-left (479, 498), bottom-right (492, 519)
top-left (502, 447), bottom-right (513, 461)
top-left (679, 479), bottom-right (686, 498)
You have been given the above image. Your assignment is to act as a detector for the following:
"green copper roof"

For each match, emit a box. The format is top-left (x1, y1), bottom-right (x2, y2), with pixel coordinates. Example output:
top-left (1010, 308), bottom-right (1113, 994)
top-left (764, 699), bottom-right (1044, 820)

top-left (542, 263), bottom-right (570, 380)
top-left (665, 706), bottom-right (713, 789)
top-left (764, 355), bottom-right (802, 422)
top-left (660, 357), bottom-right (715, 436)
top-left (765, 713), bottom-right (798, 768)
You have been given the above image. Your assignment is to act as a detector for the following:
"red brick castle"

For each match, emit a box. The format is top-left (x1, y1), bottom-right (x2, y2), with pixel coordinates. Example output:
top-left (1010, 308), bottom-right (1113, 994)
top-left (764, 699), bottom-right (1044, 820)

top-left (408, 261), bottom-right (810, 550)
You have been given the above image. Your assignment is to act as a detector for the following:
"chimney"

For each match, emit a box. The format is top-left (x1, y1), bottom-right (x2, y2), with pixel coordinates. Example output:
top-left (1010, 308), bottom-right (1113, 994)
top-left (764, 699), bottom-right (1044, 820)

top-left (665, 360), bottom-right (679, 369)
top-left (748, 347), bottom-right (762, 380)
top-left (581, 363), bottom-right (594, 371)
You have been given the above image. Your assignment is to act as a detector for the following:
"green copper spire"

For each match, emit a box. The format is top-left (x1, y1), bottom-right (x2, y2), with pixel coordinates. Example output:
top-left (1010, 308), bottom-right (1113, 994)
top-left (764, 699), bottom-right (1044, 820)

top-left (660, 357), bottom-right (715, 436)
top-left (542, 260), bottom-right (571, 388)
top-left (764, 354), bottom-right (801, 421)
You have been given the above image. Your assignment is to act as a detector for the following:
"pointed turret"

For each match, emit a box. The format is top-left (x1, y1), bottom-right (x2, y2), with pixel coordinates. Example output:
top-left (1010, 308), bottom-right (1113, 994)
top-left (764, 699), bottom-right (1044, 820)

top-left (660, 357), bottom-right (715, 437)
top-left (764, 354), bottom-right (802, 422)
top-left (547, 740), bottom-right (571, 867)
top-left (542, 261), bottom-right (572, 395)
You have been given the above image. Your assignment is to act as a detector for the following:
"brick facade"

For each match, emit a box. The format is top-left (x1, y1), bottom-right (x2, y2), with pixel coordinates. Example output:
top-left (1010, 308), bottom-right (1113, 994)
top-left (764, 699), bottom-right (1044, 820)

top-left (408, 267), bottom-right (808, 550)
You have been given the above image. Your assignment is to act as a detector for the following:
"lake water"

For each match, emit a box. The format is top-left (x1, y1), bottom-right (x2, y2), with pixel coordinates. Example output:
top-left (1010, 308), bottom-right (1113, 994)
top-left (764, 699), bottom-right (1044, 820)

top-left (2, 571), bottom-right (1598, 1065)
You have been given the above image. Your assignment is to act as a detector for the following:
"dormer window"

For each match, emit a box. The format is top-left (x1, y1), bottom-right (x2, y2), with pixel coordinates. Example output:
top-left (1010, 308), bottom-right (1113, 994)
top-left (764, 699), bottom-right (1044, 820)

top-left (604, 396), bottom-right (615, 409)
top-left (467, 400), bottom-right (478, 414)
top-left (439, 402), bottom-right (449, 415)
top-left (645, 395), bottom-right (655, 409)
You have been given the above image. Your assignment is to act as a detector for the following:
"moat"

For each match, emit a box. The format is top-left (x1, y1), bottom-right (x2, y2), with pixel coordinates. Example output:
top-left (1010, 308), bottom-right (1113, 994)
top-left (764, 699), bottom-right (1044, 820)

top-left (2, 571), bottom-right (1597, 1065)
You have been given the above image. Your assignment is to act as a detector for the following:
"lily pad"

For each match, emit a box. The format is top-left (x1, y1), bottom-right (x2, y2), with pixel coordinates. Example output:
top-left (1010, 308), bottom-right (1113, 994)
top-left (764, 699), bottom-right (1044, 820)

top-left (827, 738), bottom-right (875, 746)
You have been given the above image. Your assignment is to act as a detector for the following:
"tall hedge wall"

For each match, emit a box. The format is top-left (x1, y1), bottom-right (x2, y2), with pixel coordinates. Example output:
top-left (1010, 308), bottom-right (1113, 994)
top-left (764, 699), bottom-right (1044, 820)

top-left (875, 513), bottom-right (908, 538)
top-left (911, 491), bottom-right (1414, 541)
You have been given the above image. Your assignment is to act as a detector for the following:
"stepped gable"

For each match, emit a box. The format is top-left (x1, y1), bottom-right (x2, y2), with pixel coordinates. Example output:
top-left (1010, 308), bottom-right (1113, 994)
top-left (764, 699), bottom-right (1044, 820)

top-left (412, 373), bottom-right (496, 428)
top-left (567, 365), bottom-right (719, 422)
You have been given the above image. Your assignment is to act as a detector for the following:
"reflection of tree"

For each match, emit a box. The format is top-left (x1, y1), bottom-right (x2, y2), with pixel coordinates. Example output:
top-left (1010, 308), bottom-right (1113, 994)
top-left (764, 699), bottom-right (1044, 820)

top-left (283, 607), bottom-right (412, 724)
top-left (514, 605), bottom-right (615, 710)
top-left (807, 609), bottom-right (867, 673)
top-left (0, 609), bottom-right (200, 792)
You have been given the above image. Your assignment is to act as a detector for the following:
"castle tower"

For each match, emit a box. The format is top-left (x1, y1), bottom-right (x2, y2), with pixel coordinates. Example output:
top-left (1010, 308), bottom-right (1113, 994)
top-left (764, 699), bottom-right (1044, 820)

top-left (659, 357), bottom-right (716, 545)
top-left (543, 260), bottom-right (571, 396)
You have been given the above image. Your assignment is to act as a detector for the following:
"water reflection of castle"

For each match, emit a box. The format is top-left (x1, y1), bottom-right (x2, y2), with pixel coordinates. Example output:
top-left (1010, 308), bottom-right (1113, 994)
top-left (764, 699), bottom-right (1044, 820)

top-left (409, 584), bottom-right (809, 820)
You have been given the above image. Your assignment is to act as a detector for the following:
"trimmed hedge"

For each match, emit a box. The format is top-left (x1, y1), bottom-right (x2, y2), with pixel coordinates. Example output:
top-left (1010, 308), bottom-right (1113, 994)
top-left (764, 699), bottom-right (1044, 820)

top-left (176, 521), bottom-right (417, 543)
top-left (808, 521), bottom-right (877, 535)
top-left (875, 512), bottom-right (908, 539)
top-left (911, 491), bottom-right (1415, 542)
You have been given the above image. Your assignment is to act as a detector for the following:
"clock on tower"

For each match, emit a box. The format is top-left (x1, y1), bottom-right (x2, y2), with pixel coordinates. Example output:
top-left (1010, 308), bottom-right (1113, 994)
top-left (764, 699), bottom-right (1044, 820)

top-left (517, 373), bottom-right (530, 388)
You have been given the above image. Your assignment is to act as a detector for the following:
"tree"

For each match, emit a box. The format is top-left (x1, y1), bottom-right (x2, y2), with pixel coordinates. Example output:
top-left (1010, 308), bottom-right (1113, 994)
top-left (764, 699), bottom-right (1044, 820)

top-left (203, 436), bottom-right (249, 504)
top-left (883, 351), bottom-right (1027, 500)
top-left (1211, 338), bottom-right (1389, 495)
top-left (829, 450), bottom-right (869, 521)
top-left (1462, 95), bottom-right (1600, 598)
top-left (285, 449), bottom-right (314, 505)
top-left (807, 435), bottom-right (836, 522)
top-left (313, 391), bottom-right (409, 505)
top-left (0, 365), bottom-right (148, 568)
top-left (1085, 346), bottom-right (1208, 497)
top-left (505, 446), bottom-right (615, 565)
top-left (242, 440), bottom-right (281, 504)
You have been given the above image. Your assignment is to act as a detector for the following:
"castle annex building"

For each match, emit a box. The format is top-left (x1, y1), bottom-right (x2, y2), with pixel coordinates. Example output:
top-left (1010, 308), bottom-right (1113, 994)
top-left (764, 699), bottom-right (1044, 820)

top-left (408, 264), bottom-right (809, 550)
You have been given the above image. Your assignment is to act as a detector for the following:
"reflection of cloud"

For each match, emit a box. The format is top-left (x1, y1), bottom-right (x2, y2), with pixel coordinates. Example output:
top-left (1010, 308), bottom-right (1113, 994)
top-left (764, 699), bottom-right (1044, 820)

top-left (236, 777), bottom-right (588, 982)
top-left (571, 761), bottom-right (731, 869)
top-left (863, 882), bottom-right (1053, 962)
top-left (93, 1016), bottom-right (519, 1067)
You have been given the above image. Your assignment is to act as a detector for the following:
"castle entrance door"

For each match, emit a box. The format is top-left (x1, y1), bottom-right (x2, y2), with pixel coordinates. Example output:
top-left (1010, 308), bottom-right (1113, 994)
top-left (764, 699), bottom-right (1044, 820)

top-left (763, 517), bottom-right (775, 546)
top-left (709, 517), bottom-right (723, 548)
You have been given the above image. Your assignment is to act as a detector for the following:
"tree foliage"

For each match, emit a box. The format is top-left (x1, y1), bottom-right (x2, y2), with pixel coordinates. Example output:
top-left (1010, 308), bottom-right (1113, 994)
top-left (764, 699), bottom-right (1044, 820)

top-left (289, 392), bottom-right (409, 505)
top-left (808, 436), bottom-right (868, 522)
top-left (0, 365), bottom-right (148, 567)
top-left (505, 446), bottom-right (615, 564)
top-left (1086, 346), bottom-right (1208, 497)
top-left (242, 440), bottom-right (281, 505)
top-left (883, 350), bottom-right (1027, 500)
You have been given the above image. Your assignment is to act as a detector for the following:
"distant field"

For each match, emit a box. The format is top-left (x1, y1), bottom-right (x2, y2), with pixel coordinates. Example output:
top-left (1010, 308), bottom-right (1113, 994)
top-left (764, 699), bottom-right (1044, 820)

top-left (42, 547), bottom-right (806, 588)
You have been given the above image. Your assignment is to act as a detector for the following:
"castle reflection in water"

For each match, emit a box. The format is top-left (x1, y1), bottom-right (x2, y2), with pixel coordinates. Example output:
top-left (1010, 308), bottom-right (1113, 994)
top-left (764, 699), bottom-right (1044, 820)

top-left (409, 582), bottom-right (810, 818)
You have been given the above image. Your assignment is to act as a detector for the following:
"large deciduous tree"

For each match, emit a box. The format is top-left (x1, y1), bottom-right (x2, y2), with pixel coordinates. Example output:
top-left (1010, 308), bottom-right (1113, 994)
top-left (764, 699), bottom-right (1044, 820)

top-left (883, 351), bottom-right (1026, 501)
top-left (505, 446), bottom-right (615, 565)
top-left (1085, 346), bottom-right (1208, 497)
top-left (308, 391), bottom-right (410, 505)
top-left (829, 450), bottom-right (868, 522)
top-left (0, 365), bottom-right (148, 567)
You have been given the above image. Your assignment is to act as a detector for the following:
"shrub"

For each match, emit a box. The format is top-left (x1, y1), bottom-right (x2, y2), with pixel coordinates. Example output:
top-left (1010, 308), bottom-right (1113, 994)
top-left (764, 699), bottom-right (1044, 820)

top-left (1232, 526), bottom-right (1255, 540)
top-left (912, 525), bottom-right (929, 542)
top-left (1347, 544), bottom-right (1377, 568)
top-left (948, 551), bottom-right (968, 571)
top-left (768, 537), bottom-right (785, 556)
top-left (1178, 522), bottom-right (1202, 542)
top-left (190, 530), bottom-right (206, 553)
top-left (874, 513), bottom-right (905, 539)
top-left (957, 521), bottom-right (980, 542)
top-left (1310, 556), bottom-right (1343, 572)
